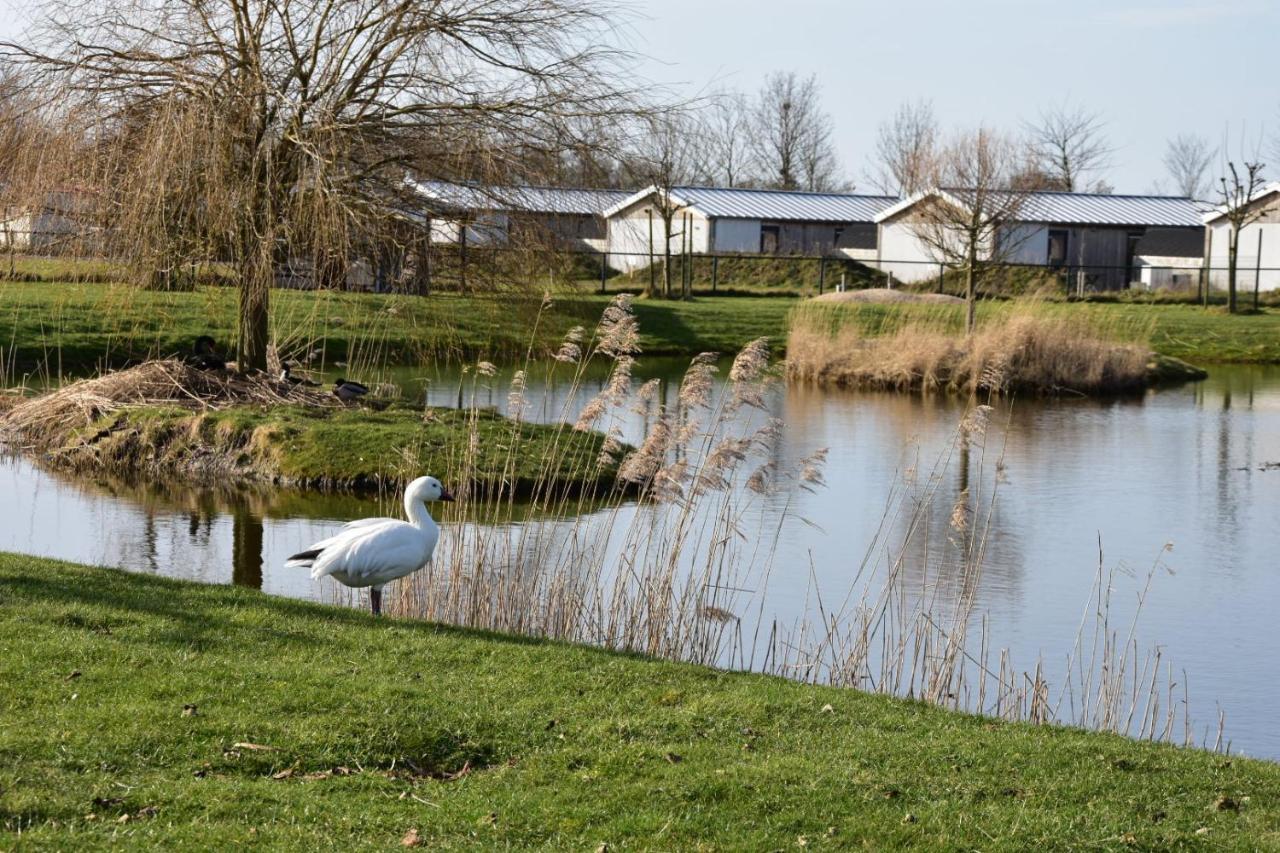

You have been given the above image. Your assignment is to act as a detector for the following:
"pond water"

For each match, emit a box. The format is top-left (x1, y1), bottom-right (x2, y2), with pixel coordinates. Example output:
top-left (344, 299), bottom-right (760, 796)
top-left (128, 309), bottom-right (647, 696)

top-left (3, 361), bottom-right (1279, 758)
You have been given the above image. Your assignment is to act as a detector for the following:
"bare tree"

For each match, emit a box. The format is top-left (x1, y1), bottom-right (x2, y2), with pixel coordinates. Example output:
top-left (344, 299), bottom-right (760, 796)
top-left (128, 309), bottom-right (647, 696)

top-left (700, 91), bottom-right (755, 188)
top-left (4, 0), bottom-right (638, 370)
top-left (909, 128), bottom-right (1030, 334)
top-left (1164, 134), bottom-right (1216, 200)
top-left (750, 71), bottom-right (842, 192)
top-left (623, 113), bottom-right (706, 299)
top-left (1023, 103), bottom-right (1113, 192)
top-left (1214, 159), bottom-right (1268, 313)
top-left (870, 99), bottom-right (938, 196)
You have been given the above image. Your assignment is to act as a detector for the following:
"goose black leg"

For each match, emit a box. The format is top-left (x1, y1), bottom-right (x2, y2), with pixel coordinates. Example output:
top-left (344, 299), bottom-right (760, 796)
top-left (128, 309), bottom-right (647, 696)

top-left (370, 588), bottom-right (382, 617)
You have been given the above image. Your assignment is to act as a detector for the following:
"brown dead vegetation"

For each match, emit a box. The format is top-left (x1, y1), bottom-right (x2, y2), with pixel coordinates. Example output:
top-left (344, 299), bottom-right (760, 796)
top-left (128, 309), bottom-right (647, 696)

top-left (0, 360), bottom-right (334, 452)
top-left (786, 306), bottom-right (1160, 395)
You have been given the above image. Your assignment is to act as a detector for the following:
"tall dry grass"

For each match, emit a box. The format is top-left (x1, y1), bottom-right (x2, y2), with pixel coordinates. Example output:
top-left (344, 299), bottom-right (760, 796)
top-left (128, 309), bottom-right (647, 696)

top-left (346, 294), bottom-right (1216, 750)
top-left (786, 300), bottom-right (1156, 395)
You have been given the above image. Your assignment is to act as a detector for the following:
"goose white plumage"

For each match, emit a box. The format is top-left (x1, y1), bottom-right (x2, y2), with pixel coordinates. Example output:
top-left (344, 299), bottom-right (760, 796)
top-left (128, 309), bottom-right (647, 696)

top-left (285, 475), bottom-right (454, 615)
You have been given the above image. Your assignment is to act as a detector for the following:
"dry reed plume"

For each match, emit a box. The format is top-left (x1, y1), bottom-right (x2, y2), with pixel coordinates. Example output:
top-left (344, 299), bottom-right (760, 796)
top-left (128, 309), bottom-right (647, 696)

top-left (786, 302), bottom-right (1156, 395)
top-left (363, 295), bottom-right (1214, 750)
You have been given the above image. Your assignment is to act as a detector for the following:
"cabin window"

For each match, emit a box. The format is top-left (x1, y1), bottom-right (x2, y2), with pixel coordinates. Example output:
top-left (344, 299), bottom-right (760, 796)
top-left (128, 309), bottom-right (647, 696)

top-left (1047, 229), bottom-right (1068, 267)
top-left (760, 225), bottom-right (780, 254)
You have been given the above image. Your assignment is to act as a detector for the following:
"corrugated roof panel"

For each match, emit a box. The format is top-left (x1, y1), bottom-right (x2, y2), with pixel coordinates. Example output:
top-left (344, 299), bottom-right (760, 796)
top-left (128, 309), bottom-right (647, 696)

top-left (1016, 192), bottom-right (1203, 227)
top-left (413, 181), bottom-right (631, 216)
top-left (673, 186), bottom-right (898, 223)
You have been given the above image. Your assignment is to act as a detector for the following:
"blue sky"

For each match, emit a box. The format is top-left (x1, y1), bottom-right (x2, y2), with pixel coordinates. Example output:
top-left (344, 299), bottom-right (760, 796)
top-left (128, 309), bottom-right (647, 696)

top-left (0, 0), bottom-right (1272, 193)
top-left (625, 0), bottom-right (1278, 192)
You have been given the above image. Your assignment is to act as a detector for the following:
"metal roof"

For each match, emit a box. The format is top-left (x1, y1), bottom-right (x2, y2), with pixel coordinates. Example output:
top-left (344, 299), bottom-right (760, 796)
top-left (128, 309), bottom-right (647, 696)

top-left (877, 189), bottom-right (1204, 228)
top-left (673, 186), bottom-right (897, 223)
top-left (1015, 191), bottom-right (1204, 227)
top-left (411, 180), bottom-right (631, 216)
top-left (602, 184), bottom-right (899, 223)
top-left (1202, 181), bottom-right (1280, 223)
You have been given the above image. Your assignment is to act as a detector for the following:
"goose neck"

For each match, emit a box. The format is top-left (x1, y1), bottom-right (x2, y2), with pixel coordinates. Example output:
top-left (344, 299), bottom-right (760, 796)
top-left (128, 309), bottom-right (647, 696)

top-left (404, 495), bottom-right (437, 531)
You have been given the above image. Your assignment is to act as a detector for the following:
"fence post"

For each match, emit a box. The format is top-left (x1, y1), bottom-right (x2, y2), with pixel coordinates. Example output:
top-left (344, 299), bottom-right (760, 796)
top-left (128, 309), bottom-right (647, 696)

top-left (818, 257), bottom-right (826, 294)
top-left (712, 255), bottom-right (718, 293)
top-left (1254, 229), bottom-right (1264, 312)
top-left (599, 251), bottom-right (607, 294)
top-left (1203, 229), bottom-right (1213, 308)
top-left (938, 261), bottom-right (945, 294)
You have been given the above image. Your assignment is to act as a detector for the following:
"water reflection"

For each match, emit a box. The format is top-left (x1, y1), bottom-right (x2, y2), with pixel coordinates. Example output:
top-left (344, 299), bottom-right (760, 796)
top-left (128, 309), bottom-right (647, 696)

top-left (3, 363), bottom-right (1280, 757)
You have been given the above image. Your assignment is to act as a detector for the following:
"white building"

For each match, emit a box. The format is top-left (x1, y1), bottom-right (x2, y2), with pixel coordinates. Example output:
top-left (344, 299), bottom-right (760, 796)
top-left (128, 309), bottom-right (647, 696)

top-left (872, 190), bottom-right (1205, 291)
top-left (1203, 182), bottom-right (1280, 293)
top-left (603, 185), bottom-right (898, 272)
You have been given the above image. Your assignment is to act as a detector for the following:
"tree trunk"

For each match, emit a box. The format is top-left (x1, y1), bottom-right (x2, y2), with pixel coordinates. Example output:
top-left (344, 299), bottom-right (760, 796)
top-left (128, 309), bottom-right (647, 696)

top-left (662, 214), bottom-right (672, 299)
top-left (1227, 225), bottom-right (1239, 314)
top-left (237, 248), bottom-right (271, 372)
top-left (965, 249), bottom-right (977, 336)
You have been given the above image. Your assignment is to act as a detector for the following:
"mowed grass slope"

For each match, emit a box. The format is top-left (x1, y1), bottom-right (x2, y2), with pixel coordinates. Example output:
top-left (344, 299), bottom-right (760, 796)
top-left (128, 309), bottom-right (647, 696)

top-left (4, 280), bottom-right (1280, 377)
top-left (0, 281), bottom-right (794, 372)
top-left (2, 556), bottom-right (1278, 850)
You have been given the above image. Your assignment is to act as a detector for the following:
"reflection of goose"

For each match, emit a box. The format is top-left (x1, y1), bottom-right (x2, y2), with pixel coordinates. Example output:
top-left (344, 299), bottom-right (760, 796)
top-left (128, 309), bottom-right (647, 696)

top-left (333, 378), bottom-right (369, 403)
top-left (280, 362), bottom-right (321, 387)
top-left (186, 336), bottom-right (226, 371)
top-left (284, 476), bottom-right (454, 616)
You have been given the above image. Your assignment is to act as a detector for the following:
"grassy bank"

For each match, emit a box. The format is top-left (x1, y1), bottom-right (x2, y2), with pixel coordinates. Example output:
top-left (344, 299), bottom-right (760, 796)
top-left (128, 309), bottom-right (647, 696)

top-left (0, 358), bottom-right (625, 496)
top-left (0, 280), bottom-right (792, 374)
top-left (2, 557), bottom-right (1277, 849)
top-left (787, 301), bottom-right (1207, 395)
top-left (55, 405), bottom-right (622, 496)
top-left (784, 299), bottom-right (1280, 366)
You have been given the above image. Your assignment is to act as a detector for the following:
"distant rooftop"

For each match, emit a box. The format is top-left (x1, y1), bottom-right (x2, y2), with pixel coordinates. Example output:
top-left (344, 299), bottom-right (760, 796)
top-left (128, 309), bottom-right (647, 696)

top-left (669, 186), bottom-right (899, 223)
top-left (411, 181), bottom-right (631, 217)
top-left (1015, 191), bottom-right (1204, 228)
top-left (878, 189), bottom-right (1206, 228)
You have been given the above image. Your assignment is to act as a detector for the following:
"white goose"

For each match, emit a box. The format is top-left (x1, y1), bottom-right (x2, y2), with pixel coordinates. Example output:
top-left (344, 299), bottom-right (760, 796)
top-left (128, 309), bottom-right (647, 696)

top-left (286, 475), bottom-right (454, 615)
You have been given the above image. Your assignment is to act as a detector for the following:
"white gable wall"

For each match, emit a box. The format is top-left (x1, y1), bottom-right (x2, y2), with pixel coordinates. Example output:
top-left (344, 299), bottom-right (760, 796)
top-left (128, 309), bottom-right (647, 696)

top-left (875, 219), bottom-right (947, 283)
top-left (1206, 218), bottom-right (1280, 292)
top-left (606, 197), bottom-right (710, 272)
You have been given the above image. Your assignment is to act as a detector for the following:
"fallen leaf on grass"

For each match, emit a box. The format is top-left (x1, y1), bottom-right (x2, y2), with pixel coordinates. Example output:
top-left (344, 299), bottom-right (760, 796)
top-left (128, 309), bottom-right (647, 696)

top-left (663, 752), bottom-right (683, 764)
top-left (1214, 795), bottom-right (1240, 812)
top-left (401, 828), bottom-right (422, 847)
top-left (232, 742), bottom-right (278, 751)
top-left (182, 704), bottom-right (198, 717)
top-left (65, 670), bottom-right (81, 681)
top-left (477, 812), bottom-right (498, 827)
top-left (820, 704), bottom-right (834, 714)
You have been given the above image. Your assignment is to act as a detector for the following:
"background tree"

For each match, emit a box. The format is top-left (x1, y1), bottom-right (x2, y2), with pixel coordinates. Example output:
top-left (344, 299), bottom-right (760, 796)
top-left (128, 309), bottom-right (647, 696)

top-left (4, 0), bottom-right (638, 370)
top-left (749, 72), bottom-right (842, 192)
top-left (622, 112), bottom-right (706, 299)
top-left (1214, 159), bottom-right (1268, 314)
top-left (1023, 103), bottom-right (1113, 192)
top-left (909, 128), bottom-right (1030, 334)
top-left (700, 91), bottom-right (755, 188)
top-left (1164, 134), bottom-right (1216, 199)
top-left (869, 99), bottom-right (938, 196)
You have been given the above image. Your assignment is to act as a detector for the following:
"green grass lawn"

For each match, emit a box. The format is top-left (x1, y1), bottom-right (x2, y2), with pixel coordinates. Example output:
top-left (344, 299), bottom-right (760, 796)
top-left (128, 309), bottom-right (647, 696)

top-left (0, 280), bottom-right (794, 374)
top-left (3, 279), bottom-right (1279, 378)
top-left (2, 556), bottom-right (1278, 849)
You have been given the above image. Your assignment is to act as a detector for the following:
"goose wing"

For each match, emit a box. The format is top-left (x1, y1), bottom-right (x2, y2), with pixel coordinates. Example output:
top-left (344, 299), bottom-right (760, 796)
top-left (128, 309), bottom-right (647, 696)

top-left (292, 519), bottom-right (436, 587)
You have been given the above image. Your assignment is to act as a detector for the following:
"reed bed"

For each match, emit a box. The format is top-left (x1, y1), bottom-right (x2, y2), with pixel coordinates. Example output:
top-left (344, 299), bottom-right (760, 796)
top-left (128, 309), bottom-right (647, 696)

top-left (786, 300), bottom-right (1160, 395)
top-left (375, 294), bottom-right (1212, 750)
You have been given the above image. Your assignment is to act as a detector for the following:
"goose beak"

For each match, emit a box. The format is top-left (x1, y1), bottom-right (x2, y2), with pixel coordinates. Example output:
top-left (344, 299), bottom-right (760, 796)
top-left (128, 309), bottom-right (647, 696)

top-left (439, 489), bottom-right (456, 502)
